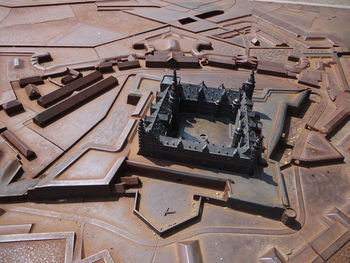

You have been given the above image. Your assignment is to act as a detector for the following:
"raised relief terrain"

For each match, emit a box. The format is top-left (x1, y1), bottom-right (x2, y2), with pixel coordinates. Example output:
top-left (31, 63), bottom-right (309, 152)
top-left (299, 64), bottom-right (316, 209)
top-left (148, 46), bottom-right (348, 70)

top-left (0, 0), bottom-right (350, 262)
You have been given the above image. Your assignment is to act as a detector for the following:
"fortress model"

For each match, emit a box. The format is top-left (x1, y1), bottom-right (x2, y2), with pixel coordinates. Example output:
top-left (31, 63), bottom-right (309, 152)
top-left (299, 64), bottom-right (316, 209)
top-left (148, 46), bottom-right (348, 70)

top-left (138, 70), bottom-right (264, 174)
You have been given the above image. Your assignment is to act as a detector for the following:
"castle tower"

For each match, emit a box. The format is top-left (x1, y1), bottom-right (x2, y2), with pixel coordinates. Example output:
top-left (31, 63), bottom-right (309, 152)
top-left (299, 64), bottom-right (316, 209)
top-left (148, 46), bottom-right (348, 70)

top-left (138, 118), bottom-right (146, 154)
top-left (172, 68), bottom-right (177, 86)
top-left (244, 70), bottom-right (255, 100)
top-left (168, 69), bottom-right (180, 129)
top-left (170, 68), bottom-right (180, 98)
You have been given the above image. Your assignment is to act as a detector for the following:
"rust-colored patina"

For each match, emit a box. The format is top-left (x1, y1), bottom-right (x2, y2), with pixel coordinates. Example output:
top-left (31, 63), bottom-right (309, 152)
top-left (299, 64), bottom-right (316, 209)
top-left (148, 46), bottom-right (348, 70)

top-left (0, 1), bottom-right (350, 262)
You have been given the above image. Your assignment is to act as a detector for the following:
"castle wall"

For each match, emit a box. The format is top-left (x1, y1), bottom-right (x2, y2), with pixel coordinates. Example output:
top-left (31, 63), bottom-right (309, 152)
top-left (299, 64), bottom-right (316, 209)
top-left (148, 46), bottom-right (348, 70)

top-left (138, 132), bottom-right (254, 174)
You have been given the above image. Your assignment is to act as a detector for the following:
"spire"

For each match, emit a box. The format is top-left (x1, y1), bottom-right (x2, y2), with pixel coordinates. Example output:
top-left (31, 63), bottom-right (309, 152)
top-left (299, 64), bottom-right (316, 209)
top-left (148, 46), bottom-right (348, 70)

top-left (244, 70), bottom-right (255, 100)
top-left (199, 81), bottom-right (207, 89)
top-left (172, 68), bottom-right (177, 86)
top-left (247, 70), bottom-right (255, 85)
top-left (170, 68), bottom-right (180, 98)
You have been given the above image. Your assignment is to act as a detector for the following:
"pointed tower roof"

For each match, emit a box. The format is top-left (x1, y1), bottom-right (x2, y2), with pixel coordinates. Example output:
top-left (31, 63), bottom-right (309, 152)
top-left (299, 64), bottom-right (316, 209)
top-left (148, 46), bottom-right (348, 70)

top-left (172, 68), bottom-right (178, 86)
top-left (219, 89), bottom-right (228, 104)
top-left (199, 81), bottom-right (207, 89)
top-left (198, 86), bottom-right (206, 100)
top-left (246, 70), bottom-right (255, 85)
top-left (202, 143), bottom-right (210, 153)
top-left (243, 70), bottom-right (255, 100)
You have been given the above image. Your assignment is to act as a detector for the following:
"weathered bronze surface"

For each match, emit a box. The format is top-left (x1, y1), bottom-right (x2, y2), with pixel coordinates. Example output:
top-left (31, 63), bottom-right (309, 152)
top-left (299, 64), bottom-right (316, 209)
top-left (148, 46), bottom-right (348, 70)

top-left (0, 0), bottom-right (349, 262)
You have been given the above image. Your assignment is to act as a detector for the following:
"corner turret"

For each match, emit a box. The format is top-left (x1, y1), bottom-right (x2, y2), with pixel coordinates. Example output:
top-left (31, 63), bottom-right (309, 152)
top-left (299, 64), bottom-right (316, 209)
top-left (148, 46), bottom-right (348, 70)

top-left (242, 70), bottom-right (255, 100)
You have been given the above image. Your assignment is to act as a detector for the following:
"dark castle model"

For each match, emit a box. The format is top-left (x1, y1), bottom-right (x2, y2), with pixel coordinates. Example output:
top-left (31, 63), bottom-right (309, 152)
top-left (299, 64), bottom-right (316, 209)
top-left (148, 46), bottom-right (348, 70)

top-left (137, 70), bottom-right (264, 174)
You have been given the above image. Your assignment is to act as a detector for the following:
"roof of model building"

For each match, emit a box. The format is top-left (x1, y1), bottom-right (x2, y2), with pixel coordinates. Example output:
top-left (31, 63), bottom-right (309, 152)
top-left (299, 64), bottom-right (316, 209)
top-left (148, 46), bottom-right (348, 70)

top-left (180, 82), bottom-right (240, 104)
top-left (160, 70), bottom-right (243, 104)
